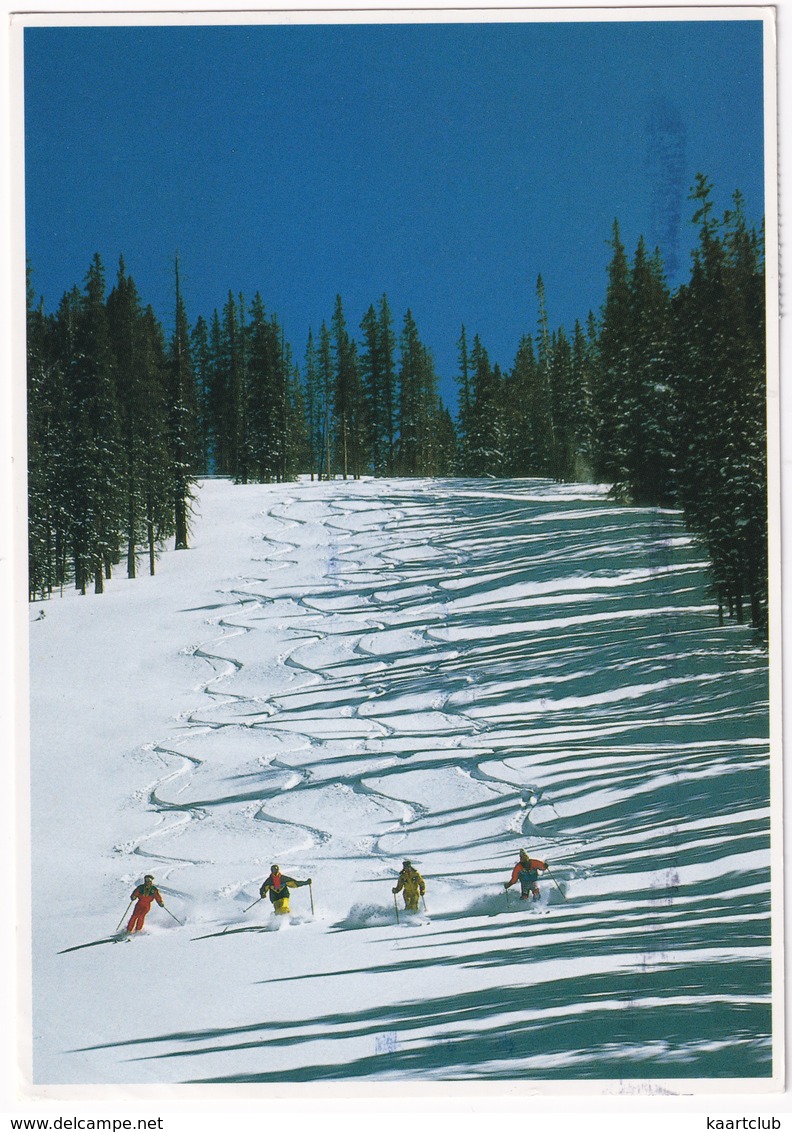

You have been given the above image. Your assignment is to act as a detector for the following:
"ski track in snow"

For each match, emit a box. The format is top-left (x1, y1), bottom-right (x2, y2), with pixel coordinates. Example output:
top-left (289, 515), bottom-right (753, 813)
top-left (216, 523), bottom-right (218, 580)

top-left (32, 477), bottom-right (772, 1086)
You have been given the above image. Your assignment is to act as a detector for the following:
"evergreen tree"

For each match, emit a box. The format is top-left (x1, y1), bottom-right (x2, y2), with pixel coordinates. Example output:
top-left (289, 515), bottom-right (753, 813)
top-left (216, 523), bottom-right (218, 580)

top-left (48, 286), bottom-right (84, 587)
top-left (464, 336), bottom-right (504, 475)
top-left (167, 259), bottom-right (199, 549)
top-left (246, 294), bottom-right (279, 481)
top-left (303, 330), bottom-right (323, 480)
top-left (332, 295), bottom-right (364, 479)
top-left (207, 309), bottom-right (227, 474)
top-left (534, 275), bottom-right (556, 475)
top-left (137, 306), bottom-right (175, 575)
top-left (433, 407), bottom-right (458, 476)
top-left (27, 269), bottom-right (71, 598)
top-left (570, 318), bottom-right (595, 481)
top-left (287, 355), bottom-right (311, 481)
top-left (217, 291), bottom-right (245, 481)
top-left (359, 295), bottom-right (397, 477)
top-left (547, 326), bottom-right (577, 481)
top-left (359, 304), bottom-right (381, 474)
top-left (191, 315), bottom-right (213, 475)
top-left (592, 222), bottom-right (632, 483)
top-left (378, 295), bottom-right (397, 475)
top-left (455, 325), bottom-right (474, 474)
top-left (624, 238), bottom-right (675, 504)
top-left (318, 322), bottom-right (334, 480)
top-left (504, 333), bottom-right (540, 476)
top-left (270, 316), bottom-right (292, 483)
top-left (106, 258), bottom-right (173, 578)
top-left (396, 310), bottom-right (421, 475)
top-left (67, 254), bottom-right (124, 594)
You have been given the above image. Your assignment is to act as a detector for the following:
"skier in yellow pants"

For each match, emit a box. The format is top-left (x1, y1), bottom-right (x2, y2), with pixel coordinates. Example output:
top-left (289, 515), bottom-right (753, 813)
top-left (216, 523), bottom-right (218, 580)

top-left (393, 859), bottom-right (426, 913)
top-left (260, 864), bottom-right (311, 915)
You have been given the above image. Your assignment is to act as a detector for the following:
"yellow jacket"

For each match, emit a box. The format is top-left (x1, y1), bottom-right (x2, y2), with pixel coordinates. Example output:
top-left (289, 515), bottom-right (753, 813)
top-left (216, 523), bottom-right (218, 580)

top-left (394, 866), bottom-right (425, 897)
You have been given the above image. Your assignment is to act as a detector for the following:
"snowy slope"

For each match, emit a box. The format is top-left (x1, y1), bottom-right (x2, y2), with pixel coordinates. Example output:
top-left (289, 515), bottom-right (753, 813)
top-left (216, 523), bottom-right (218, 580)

top-left (28, 477), bottom-right (774, 1087)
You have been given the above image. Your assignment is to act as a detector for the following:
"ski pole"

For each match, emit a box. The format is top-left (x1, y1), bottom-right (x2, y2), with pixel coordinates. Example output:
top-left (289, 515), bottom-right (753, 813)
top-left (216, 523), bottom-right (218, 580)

top-left (421, 893), bottom-right (428, 914)
top-left (243, 896), bottom-right (264, 913)
top-left (116, 902), bottom-right (133, 932)
top-left (162, 905), bottom-right (184, 926)
top-left (393, 890), bottom-right (400, 924)
top-left (504, 886), bottom-right (511, 909)
top-left (308, 880), bottom-right (314, 915)
top-left (546, 867), bottom-right (567, 901)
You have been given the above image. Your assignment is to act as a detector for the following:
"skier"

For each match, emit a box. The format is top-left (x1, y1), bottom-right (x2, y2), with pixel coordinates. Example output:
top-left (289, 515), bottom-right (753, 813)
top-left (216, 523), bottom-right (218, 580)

top-left (126, 874), bottom-right (165, 933)
top-left (392, 859), bottom-right (426, 913)
top-left (504, 849), bottom-right (548, 901)
top-left (259, 864), bottom-right (311, 916)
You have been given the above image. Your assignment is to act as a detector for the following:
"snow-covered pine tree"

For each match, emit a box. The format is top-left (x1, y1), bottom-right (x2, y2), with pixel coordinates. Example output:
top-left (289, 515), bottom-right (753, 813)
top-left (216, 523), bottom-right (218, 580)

top-left (359, 295), bottom-right (397, 477)
top-left (219, 291), bottom-right (245, 483)
top-left (106, 258), bottom-right (173, 578)
top-left (331, 295), bottom-right (364, 480)
top-left (359, 304), bottom-right (382, 476)
top-left (397, 311), bottom-right (451, 476)
top-left (432, 406), bottom-right (458, 476)
top-left (548, 326), bottom-right (577, 481)
top-left (591, 222), bottom-right (632, 487)
top-left (271, 318), bottom-right (295, 483)
top-left (235, 291), bottom-right (251, 485)
top-left (463, 335), bottom-right (504, 477)
top-left (396, 310), bottom-right (423, 476)
top-left (286, 351), bottom-right (311, 481)
top-left (206, 309), bottom-right (227, 475)
top-left (622, 238), bottom-right (675, 505)
top-left (167, 258), bottom-right (199, 550)
top-left (534, 275), bottom-right (557, 477)
top-left (136, 306), bottom-right (175, 576)
top-left (318, 322), bottom-right (335, 481)
top-left (245, 294), bottom-right (280, 482)
top-left (378, 295), bottom-right (397, 477)
top-left (302, 330), bottom-right (323, 481)
top-left (27, 268), bottom-right (71, 599)
top-left (503, 332), bottom-right (539, 476)
top-left (68, 254), bottom-right (124, 594)
top-left (454, 325), bottom-right (474, 475)
top-left (570, 318), bottom-right (595, 482)
top-left (190, 315), bottom-right (213, 476)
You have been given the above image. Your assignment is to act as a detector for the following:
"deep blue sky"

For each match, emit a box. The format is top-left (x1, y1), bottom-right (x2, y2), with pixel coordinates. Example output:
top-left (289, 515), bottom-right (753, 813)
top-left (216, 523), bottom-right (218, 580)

top-left (24, 19), bottom-right (766, 405)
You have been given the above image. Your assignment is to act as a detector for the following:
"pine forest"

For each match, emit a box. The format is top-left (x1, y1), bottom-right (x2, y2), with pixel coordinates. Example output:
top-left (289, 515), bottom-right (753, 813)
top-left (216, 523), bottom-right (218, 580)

top-left (26, 175), bottom-right (768, 631)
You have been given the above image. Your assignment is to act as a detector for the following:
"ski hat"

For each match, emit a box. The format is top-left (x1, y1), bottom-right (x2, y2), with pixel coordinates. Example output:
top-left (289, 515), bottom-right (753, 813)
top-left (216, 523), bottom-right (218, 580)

top-left (519, 850), bottom-right (530, 863)
top-left (144, 874), bottom-right (154, 882)
top-left (402, 859), bottom-right (412, 867)
top-left (271, 864), bottom-right (280, 873)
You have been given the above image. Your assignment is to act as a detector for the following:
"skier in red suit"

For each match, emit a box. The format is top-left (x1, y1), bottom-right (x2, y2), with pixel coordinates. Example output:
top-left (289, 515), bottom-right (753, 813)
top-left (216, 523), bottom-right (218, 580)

top-left (504, 849), bottom-right (548, 901)
top-left (126, 875), bottom-right (164, 932)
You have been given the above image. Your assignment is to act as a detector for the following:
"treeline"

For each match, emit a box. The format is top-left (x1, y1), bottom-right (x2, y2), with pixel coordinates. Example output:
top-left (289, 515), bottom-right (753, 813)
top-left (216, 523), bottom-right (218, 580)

top-left (455, 175), bottom-right (767, 629)
top-left (27, 255), bottom-right (197, 598)
top-left (27, 174), bottom-right (767, 628)
top-left (26, 258), bottom-right (455, 599)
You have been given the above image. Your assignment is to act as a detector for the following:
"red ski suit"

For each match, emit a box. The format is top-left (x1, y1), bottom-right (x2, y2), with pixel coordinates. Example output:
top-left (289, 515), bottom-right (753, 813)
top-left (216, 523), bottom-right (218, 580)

top-left (127, 883), bottom-right (164, 932)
